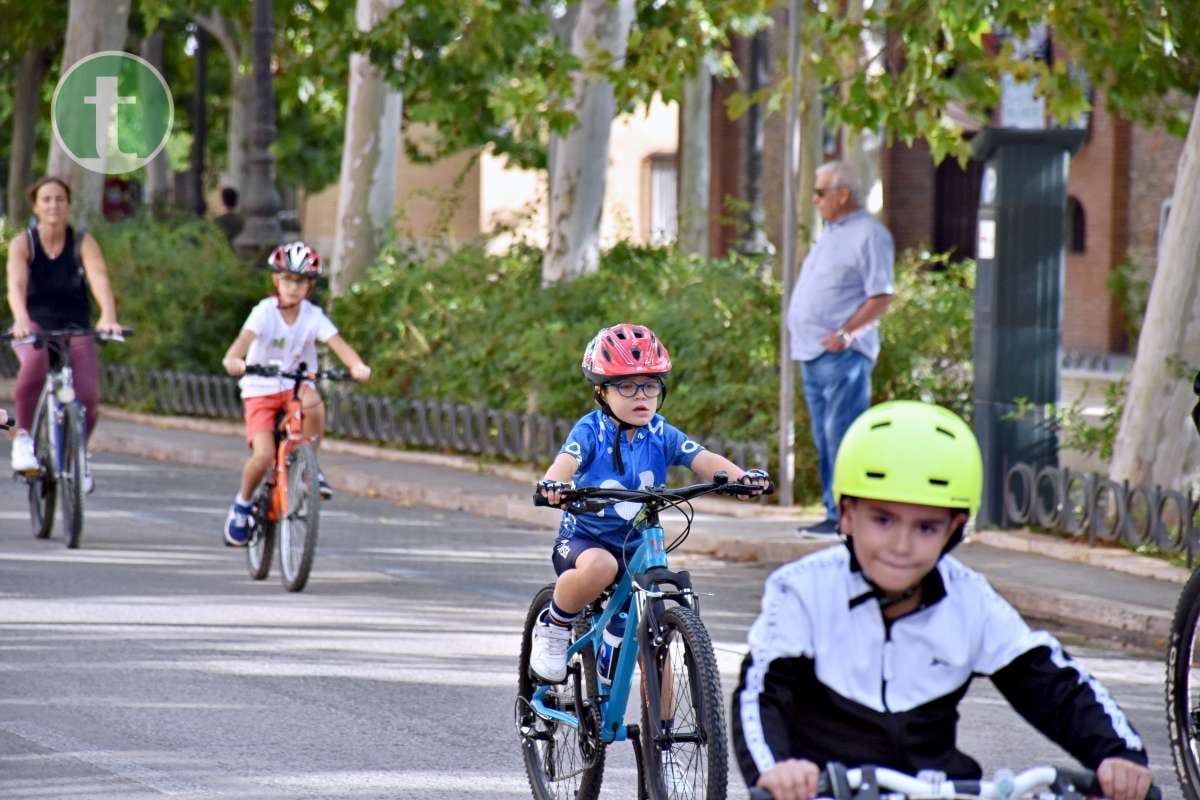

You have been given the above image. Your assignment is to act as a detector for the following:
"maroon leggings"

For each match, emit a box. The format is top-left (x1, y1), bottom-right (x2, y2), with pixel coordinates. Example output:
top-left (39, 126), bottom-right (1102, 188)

top-left (13, 335), bottom-right (100, 438)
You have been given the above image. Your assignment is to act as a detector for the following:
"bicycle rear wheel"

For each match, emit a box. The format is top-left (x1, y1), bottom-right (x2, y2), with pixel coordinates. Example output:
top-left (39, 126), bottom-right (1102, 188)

top-left (59, 403), bottom-right (85, 549)
top-left (516, 584), bottom-right (605, 800)
top-left (279, 444), bottom-right (320, 592)
top-left (641, 605), bottom-right (728, 800)
top-left (28, 410), bottom-right (56, 539)
top-left (245, 487), bottom-right (276, 581)
top-left (1167, 568), bottom-right (1200, 799)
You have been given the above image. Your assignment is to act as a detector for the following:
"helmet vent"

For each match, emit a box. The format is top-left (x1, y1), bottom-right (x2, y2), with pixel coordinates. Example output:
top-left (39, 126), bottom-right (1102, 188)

top-left (928, 478), bottom-right (949, 486)
top-left (865, 471), bottom-right (886, 479)
top-left (631, 347), bottom-right (642, 360)
top-left (870, 421), bottom-right (891, 430)
top-left (935, 426), bottom-right (955, 438)
top-left (602, 350), bottom-right (613, 363)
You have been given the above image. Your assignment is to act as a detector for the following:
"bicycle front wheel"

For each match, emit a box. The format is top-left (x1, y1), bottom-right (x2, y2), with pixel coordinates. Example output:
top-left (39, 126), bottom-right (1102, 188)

top-left (28, 410), bottom-right (56, 539)
top-left (1167, 568), bottom-right (1200, 798)
top-left (59, 403), bottom-right (85, 549)
top-left (641, 605), bottom-right (728, 800)
top-left (516, 584), bottom-right (605, 800)
top-left (246, 487), bottom-right (276, 581)
top-left (279, 444), bottom-right (320, 592)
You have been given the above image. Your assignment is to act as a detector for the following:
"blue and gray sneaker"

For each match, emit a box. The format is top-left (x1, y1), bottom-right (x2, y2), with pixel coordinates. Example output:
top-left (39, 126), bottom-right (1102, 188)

top-left (224, 498), bottom-right (253, 546)
top-left (317, 471), bottom-right (333, 501)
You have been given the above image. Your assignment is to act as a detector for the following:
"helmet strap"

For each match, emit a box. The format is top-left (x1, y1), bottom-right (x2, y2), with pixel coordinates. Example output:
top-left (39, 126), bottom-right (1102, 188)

top-left (593, 387), bottom-right (642, 474)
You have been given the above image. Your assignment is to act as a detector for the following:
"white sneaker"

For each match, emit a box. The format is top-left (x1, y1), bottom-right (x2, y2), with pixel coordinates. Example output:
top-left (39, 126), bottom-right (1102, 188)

top-left (83, 453), bottom-right (94, 494)
top-left (529, 610), bottom-right (572, 684)
top-left (11, 433), bottom-right (36, 473)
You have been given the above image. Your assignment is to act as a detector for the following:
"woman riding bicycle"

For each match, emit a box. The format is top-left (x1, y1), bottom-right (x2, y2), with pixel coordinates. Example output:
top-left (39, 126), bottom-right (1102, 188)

top-left (530, 323), bottom-right (770, 684)
top-left (5, 176), bottom-right (125, 485)
top-left (731, 401), bottom-right (1153, 800)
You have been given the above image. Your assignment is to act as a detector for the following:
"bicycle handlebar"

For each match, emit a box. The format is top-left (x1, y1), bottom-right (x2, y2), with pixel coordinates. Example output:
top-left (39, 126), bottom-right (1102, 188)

top-left (243, 363), bottom-right (352, 382)
top-left (1, 327), bottom-right (134, 343)
top-left (746, 764), bottom-right (1160, 800)
top-left (532, 472), bottom-right (775, 513)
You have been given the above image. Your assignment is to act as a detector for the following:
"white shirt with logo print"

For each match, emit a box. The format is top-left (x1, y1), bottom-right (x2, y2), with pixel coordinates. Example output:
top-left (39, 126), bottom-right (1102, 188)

top-left (238, 296), bottom-right (338, 398)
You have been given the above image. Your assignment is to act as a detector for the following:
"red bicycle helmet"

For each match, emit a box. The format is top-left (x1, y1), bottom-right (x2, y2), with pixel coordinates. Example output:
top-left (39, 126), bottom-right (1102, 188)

top-left (267, 241), bottom-right (322, 278)
top-left (581, 323), bottom-right (672, 384)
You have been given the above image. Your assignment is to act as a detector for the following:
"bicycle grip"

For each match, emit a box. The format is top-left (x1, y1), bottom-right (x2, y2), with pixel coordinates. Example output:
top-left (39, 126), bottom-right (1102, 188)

top-left (1058, 767), bottom-right (1159, 800)
top-left (533, 491), bottom-right (551, 507)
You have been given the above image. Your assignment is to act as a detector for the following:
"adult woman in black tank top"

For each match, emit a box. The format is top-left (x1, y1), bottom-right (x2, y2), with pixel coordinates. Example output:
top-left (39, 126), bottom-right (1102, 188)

top-left (5, 176), bottom-right (125, 478)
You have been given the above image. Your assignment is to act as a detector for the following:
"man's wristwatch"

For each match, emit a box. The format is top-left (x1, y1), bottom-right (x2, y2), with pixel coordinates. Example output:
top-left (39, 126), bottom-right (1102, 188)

top-left (836, 329), bottom-right (853, 346)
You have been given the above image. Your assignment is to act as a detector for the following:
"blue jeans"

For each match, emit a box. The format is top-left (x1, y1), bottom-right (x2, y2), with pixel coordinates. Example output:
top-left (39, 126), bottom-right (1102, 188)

top-left (800, 349), bottom-right (873, 520)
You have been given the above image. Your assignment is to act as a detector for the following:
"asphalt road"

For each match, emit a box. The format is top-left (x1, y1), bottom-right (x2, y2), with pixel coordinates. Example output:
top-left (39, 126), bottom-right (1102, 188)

top-left (0, 451), bottom-right (1181, 799)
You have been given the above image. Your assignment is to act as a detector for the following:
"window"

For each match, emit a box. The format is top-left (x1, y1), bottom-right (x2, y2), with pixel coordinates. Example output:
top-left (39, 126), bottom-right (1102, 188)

top-left (645, 154), bottom-right (678, 245)
top-left (1067, 195), bottom-right (1085, 254)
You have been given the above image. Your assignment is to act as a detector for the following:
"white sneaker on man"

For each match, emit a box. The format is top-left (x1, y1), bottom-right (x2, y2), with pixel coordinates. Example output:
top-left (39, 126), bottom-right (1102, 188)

top-left (529, 610), bottom-right (572, 684)
top-left (11, 433), bottom-right (37, 473)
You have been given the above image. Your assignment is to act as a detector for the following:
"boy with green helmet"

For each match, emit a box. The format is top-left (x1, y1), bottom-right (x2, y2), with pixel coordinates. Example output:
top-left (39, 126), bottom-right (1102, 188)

top-left (732, 401), bottom-right (1153, 800)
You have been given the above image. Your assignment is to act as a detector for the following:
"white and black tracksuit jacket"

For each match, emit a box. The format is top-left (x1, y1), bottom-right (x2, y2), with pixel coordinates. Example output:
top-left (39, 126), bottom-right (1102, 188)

top-left (732, 546), bottom-right (1147, 786)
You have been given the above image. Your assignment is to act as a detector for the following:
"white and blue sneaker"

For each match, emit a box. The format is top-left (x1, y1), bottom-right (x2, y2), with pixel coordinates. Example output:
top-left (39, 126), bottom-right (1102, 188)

top-left (224, 498), bottom-right (253, 546)
top-left (529, 609), bottom-right (572, 684)
top-left (317, 471), bottom-right (333, 500)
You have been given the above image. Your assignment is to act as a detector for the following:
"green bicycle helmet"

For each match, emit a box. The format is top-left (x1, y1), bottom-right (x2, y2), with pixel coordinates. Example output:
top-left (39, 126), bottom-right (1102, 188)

top-left (833, 400), bottom-right (983, 552)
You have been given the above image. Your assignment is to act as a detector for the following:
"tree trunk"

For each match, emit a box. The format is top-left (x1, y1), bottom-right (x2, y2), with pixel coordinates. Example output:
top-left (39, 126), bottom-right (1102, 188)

top-left (234, 0), bottom-right (282, 253)
top-left (190, 27), bottom-right (209, 215)
top-left (1109, 92), bottom-right (1200, 490)
top-left (331, 0), bottom-right (403, 296)
top-left (140, 30), bottom-right (170, 210)
top-left (678, 62), bottom-right (711, 257)
top-left (195, 10), bottom-right (249, 193)
top-left (741, 30), bottom-right (771, 256)
top-left (47, 0), bottom-right (132, 221)
top-left (7, 47), bottom-right (49, 224)
top-left (545, 1), bottom-right (582, 245)
top-left (541, 0), bottom-right (636, 285)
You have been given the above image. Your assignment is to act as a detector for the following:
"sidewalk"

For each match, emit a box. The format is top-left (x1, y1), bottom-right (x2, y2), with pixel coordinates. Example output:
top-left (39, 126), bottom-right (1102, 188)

top-left (26, 406), bottom-right (1194, 651)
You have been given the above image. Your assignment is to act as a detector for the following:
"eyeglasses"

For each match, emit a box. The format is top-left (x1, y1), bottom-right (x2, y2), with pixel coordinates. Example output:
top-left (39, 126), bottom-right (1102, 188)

top-left (606, 379), bottom-right (664, 398)
top-left (813, 186), bottom-right (835, 198)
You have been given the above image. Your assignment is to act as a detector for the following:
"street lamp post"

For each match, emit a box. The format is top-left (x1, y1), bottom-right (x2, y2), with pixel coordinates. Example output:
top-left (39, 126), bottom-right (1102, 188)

top-left (234, 0), bottom-right (282, 255)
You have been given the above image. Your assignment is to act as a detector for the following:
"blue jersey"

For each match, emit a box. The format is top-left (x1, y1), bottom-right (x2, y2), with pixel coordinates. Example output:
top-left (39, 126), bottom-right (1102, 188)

top-left (556, 410), bottom-right (705, 550)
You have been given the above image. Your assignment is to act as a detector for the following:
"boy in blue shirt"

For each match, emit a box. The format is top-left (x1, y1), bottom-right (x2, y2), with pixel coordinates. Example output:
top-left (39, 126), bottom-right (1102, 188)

top-left (531, 323), bottom-right (769, 683)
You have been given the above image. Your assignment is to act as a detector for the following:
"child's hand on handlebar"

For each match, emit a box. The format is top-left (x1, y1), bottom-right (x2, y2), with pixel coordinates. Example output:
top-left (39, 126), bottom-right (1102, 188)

top-left (736, 468), bottom-right (772, 501)
top-left (536, 479), bottom-right (574, 508)
top-left (223, 357), bottom-right (246, 377)
top-left (350, 363), bottom-right (371, 382)
top-left (1096, 757), bottom-right (1154, 800)
top-left (757, 758), bottom-right (821, 800)
top-left (96, 319), bottom-right (125, 337)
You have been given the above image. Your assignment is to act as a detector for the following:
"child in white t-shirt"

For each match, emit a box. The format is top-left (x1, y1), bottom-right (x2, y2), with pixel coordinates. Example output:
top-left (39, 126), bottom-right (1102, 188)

top-left (219, 242), bottom-right (371, 546)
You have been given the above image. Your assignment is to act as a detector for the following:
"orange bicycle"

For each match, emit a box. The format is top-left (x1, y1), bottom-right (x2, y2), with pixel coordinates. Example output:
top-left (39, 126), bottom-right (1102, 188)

top-left (241, 362), bottom-right (349, 592)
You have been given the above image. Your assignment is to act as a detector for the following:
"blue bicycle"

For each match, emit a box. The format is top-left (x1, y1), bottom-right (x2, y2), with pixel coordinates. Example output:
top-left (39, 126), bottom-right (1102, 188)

top-left (4, 327), bottom-right (129, 548)
top-left (517, 475), bottom-right (769, 800)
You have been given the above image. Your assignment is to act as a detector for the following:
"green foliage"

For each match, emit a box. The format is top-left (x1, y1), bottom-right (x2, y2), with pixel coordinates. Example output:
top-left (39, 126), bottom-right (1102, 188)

top-left (797, 0), bottom-right (1200, 164)
top-left (874, 252), bottom-right (975, 420)
top-left (1010, 379), bottom-right (1127, 461)
top-left (89, 214), bottom-right (266, 372)
top-left (1106, 256), bottom-right (1151, 351)
top-left (333, 240), bottom-right (975, 502)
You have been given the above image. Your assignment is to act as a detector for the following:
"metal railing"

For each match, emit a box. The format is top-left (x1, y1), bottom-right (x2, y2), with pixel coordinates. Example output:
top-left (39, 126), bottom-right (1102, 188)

top-left (0, 352), bottom-right (768, 471)
top-left (1003, 461), bottom-right (1198, 562)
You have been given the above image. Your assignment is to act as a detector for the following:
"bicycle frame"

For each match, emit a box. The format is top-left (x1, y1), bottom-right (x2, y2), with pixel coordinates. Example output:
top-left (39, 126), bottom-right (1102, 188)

top-left (27, 340), bottom-right (81, 480)
top-left (265, 383), bottom-right (315, 525)
top-left (529, 521), bottom-right (672, 744)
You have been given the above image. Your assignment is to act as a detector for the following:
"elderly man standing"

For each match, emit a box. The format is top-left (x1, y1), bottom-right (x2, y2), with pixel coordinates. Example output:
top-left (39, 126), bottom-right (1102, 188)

top-left (789, 161), bottom-right (895, 536)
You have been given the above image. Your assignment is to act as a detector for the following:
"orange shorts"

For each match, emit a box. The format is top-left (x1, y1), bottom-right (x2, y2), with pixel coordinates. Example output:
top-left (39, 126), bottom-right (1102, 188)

top-left (243, 390), bottom-right (292, 446)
